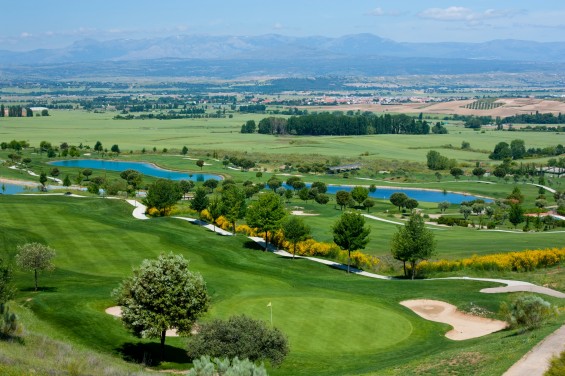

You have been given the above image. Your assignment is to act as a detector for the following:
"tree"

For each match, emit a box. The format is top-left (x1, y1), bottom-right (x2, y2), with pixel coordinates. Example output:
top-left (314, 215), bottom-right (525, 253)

top-left (94, 141), bottom-right (103, 153)
top-left (332, 212), bottom-right (371, 273)
top-left (438, 201), bottom-right (450, 213)
top-left (282, 216), bottom-right (311, 259)
top-left (120, 169), bottom-right (142, 197)
top-left (472, 166), bottom-right (486, 180)
top-left (489, 142), bottom-right (512, 160)
top-left (39, 172), bottom-right (48, 187)
top-left (390, 192), bottom-right (408, 212)
top-left (0, 260), bottom-right (16, 304)
top-left (508, 203), bottom-right (525, 229)
top-left (246, 192), bottom-right (287, 251)
top-left (391, 214), bottom-right (435, 279)
top-left (298, 187), bottom-right (310, 202)
top-left (181, 146), bottom-right (189, 155)
top-left (267, 177), bottom-right (282, 192)
top-left (82, 169), bottom-right (93, 181)
top-left (63, 175), bottom-right (71, 187)
top-left (493, 166), bottom-right (507, 180)
top-left (186, 315), bottom-right (289, 367)
top-left (207, 195), bottom-right (222, 231)
top-left (15, 243), bottom-right (56, 291)
top-left (113, 253), bottom-right (209, 360)
top-left (362, 198), bottom-right (375, 212)
top-left (351, 186), bottom-right (369, 206)
top-left (111, 144), bottom-right (120, 154)
top-left (190, 187), bottom-right (209, 214)
top-left (315, 193), bottom-right (330, 205)
top-left (460, 205), bottom-right (472, 220)
top-left (405, 198), bottom-right (419, 213)
top-left (426, 150), bottom-right (450, 170)
top-left (144, 179), bottom-right (182, 216)
top-left (335, 190), bottom-right (350, 211)
top-left (450, 167), bottom-right (464, 180)
top-left (202, 178), bottom-right (219, 191)
top-left (510, 139), bottom-right (526, 160)
top-left (196, 159), bottom-right (204, 170)
top-left (179, 180), bottom-right (195, 199)
top-left (311, 181), bottom-right (327, 194)
top-left (221, 185), bottom-right (247, 233)
top-left (50, 167), bottom-right (60, 178)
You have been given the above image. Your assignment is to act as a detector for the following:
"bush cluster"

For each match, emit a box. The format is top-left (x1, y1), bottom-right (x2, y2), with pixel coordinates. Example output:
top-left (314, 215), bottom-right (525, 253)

top-left (417, 247), bottom-right (565, 273)
top-left (435, 216), bottom-right (469, 227)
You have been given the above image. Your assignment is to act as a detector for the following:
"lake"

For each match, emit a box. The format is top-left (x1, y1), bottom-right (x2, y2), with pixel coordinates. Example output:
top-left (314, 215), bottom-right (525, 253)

top-left (283, 184), bottom-right (491, 204)
top-left (0, 182), bottom-right (39, 194)
top-left (50, 160), bottom-right (222, 181)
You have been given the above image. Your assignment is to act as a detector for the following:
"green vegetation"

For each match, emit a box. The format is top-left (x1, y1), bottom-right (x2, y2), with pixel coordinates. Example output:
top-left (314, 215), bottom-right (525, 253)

top-left (1, 195), bottom-right (562, 375)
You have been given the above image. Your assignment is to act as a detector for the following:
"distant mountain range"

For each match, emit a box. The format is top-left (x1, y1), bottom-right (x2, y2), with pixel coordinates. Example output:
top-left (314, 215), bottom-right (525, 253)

top-left (1, 34), bottom-right (565, 78)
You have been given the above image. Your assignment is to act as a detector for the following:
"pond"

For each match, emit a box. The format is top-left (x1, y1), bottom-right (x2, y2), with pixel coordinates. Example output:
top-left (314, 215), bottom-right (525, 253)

top-left (50, 160), bottom-right (222, 181)
top-left (284, 184), bottom-right (491, 204)
top-left (0, 182), bottom-right (39, 195)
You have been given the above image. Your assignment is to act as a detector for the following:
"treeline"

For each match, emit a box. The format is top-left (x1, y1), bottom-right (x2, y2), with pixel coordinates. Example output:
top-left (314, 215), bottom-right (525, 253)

top-left (114, 112), bottom-right (226, 120)
top-left (0, 105), bottom-right (33, 117)
top-left (247, 113), bottom-right (433, 136)
top-left (504, 112), bottom-right (565, 124)
top-left (489, 139), bottom-right (565, 160)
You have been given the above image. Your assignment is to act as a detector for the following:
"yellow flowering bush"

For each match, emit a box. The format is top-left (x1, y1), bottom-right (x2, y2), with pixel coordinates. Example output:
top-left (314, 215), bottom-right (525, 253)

top-left (418, 248), bottom-right (565, 273)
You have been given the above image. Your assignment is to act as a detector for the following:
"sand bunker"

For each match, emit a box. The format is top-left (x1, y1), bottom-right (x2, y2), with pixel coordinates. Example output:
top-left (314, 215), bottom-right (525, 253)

top-left (400, 300), bottom-right (507, 340)
top-left (290, 210), bottom-right (319, 216)
top-left (105, 306), bottom-right (178, 337)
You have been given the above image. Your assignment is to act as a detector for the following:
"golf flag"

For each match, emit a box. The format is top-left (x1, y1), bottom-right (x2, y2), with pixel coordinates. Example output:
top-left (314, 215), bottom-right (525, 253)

top-left (267, 302), bottom-right (272, 307)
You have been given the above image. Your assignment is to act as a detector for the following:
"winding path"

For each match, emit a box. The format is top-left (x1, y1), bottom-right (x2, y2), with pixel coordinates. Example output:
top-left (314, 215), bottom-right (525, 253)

top-left (123, 199), bottom-right (565, 375)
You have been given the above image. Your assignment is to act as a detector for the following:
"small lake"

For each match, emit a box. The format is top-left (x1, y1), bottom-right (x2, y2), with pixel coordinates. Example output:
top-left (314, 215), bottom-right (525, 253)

top-left (50, 160), bottom-right (222, 181)
top-left (0, 182), bottom-right (39, 195)
top-left (284, 184), bottom-right (491, 204)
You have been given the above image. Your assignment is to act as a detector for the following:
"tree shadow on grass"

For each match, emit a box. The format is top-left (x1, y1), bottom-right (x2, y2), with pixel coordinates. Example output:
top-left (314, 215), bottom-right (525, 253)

top-left (243, 240), bottom-right (265, 251)
top-left (117, 342), bottom-right (190, 366)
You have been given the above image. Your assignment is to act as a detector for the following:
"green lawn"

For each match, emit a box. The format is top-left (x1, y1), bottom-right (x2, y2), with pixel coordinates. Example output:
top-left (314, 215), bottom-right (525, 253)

top-left (1, 195), bottom-right (563, 375)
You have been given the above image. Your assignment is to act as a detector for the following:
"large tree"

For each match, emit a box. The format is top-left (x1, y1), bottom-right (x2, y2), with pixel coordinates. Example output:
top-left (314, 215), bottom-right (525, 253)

top-left (246, 192), bottom-right (287, 251)
top-left (220, 185), bottom-right (247, 233)
top-left (390, 192), bottom-right (408, 212)
top-left (120, 169), bottom-right (143, 197)
top-left (190, 187), bottom-right (209, 214)
top-left (112, 253), bottom-right (209, 360)
top-left (143, 179), bottom-right (182, 216)
top-left (282, 216), bottom-right (311, 259)
top-left (509, 203), bottom-right (525, 229)
top-left (335, 190), bottom-right (351, 211)
top-left (15, 243), bottom-right (56, 291)
top-left (332, 212), bottom-right (371, 273)
top-left (351, 186), bottom-right (369, 207)
top-left (391, 214), bottom-right (435, 279)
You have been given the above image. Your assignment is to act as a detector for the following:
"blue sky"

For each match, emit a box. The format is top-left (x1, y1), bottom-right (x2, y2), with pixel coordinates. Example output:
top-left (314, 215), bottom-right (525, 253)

top-left (1, 1), bottom-right (564, 50)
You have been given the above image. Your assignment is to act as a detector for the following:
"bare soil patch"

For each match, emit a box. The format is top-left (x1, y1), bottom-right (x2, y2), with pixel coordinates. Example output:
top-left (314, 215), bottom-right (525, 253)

top-left (400, 299), bottom-right (507, 340)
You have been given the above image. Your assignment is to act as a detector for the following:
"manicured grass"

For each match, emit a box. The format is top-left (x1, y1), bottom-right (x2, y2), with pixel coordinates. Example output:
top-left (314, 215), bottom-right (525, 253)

top-left (1, 195), bottom-right (563, 375)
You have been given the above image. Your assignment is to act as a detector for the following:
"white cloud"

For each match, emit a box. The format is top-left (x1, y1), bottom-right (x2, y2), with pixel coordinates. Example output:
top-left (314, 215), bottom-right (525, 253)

top-left (273, 22), bottom-right (284, 30)
top-left (367, 7), bottom-right (384, 16)
top-left (418, 6), bottom-right (522, 23)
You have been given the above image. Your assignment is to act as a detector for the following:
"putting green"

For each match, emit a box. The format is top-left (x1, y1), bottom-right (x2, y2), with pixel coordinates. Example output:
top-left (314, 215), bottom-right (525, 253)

top-left (210, 297), bottom-right (412, 355)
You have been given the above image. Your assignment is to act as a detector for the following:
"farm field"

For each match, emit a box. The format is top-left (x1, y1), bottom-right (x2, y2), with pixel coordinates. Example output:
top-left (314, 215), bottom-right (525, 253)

top-left (1, 195), bottom-right (563, 375)
top-left (0, 110), bottom-right (563, 165)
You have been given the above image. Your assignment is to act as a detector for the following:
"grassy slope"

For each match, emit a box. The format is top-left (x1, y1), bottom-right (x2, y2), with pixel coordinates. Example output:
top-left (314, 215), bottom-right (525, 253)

top-left (0, 195), bottom-right (563, 375)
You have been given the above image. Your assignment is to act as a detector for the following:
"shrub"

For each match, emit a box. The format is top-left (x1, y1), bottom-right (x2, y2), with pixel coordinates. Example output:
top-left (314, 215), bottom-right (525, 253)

top-left (0, 303), bottom-right (20, 338)
top-left (437, 216), bottom-right (469, 227)
top-left (187, 356), bottom-right (267, 376)
top-left (502, 296), bottom-right (556, 331)
top-left (186, 315), bottom-right (289, 367)
top-left (546, 350), bottom-right (565, 376)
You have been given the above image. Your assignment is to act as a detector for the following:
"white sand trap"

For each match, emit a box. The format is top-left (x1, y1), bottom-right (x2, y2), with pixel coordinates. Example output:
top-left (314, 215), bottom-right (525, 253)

top-left (290, 210), bottom-right (319, 216)
top-left (400, 299), bottom-right (507, 340)
top-left (105, 306), bottom-right (178, 337)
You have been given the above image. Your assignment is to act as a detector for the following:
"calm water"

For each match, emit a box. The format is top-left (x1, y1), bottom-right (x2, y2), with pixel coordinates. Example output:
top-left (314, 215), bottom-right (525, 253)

top-left (284, 183), bottom-right (491, 204)
top-left (50, 160), bottom-right (222, 181)
top-left (0, 183), bottom-right (38, 194)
